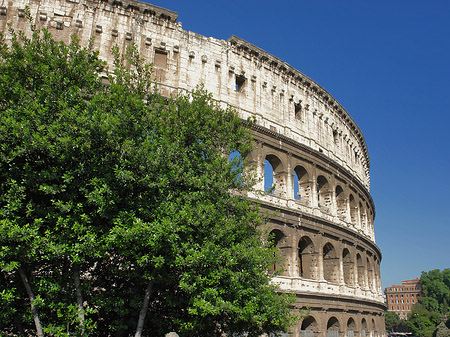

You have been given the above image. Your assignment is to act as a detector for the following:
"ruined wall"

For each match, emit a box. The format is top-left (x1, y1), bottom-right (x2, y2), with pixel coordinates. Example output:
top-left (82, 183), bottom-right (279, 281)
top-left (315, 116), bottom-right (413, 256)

top-left (0, 1), bottom-right (385, 336)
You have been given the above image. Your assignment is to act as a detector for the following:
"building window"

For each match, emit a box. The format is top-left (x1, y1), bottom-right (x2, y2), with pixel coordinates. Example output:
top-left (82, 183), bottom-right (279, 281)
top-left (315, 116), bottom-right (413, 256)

top-left (154, 49), bottom-right (168, 68)
top-left (235, 74), bottom-right (246, 92)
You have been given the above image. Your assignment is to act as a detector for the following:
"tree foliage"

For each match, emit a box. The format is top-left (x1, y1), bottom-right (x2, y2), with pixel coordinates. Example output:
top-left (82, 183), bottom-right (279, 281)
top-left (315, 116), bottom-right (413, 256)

top-left (406, 269), bottom-right (450, 337)
top-left (407, 304), bottom-right (441, 337)
top-left (0, 16), bottom-right (295, 337)
top-left (385, 311), bottom-right (407, 332)
top-left (420, 269), bottom-right (450, 315)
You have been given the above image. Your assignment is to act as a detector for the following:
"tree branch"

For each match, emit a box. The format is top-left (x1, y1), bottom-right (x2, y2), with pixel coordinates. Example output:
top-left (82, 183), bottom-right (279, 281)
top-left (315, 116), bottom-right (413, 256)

top-left (134, 280), bottom-right (153, 337)
top-left (18, 267), bottom-right (44, 337)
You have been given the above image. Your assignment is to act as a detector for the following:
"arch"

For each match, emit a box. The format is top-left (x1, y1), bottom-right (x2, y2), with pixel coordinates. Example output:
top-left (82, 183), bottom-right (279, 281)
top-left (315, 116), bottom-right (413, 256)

top-left (361, 318), bottom-right (368, 337)
top-left (317, 175), bottom-right (331, 209)
top-left (347, 318), bottom-right (356, 337)
top-left (323, 242), bottom-right (339, 283)
top-left (301, 316), bottom-right (319, 337)
top-left (371, 318), bottom-right (376, 337)
top-left (327, 316), bottom-right (341, 337)
top-left (349, 194), bottom-right (358, 226)
top-left (298, 236), bottom-right (317, 279)
top-left (229, 150), bottom-right (243, 185)
top-left (367, 256), bottom-right (374, 291)
top-left (357, 253), bottom-right (365, 288)
top-left (264, 154), bottom-right (285, 196)
top-left (269, 229), bottom-right (286, 274)
top-left (343, 248), bottom-right (354, 286)
top-left (336, 185), bottom-right (347, 219)
top-left (293, 165), bottom-right (311, 205)
top-left (374, 258), bottom-right (381, 293)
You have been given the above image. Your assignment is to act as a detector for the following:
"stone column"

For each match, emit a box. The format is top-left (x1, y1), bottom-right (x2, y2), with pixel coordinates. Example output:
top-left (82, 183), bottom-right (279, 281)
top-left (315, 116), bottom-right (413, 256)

top-left (255, 141), bottom-right (264, 191)
top-left (291, 230), bottom-right (299, 277)
top-left (339, 243), bottom-right (345, 288)
top-left (312, 167), bottom-right (319, 208)
top-left (356, 205), bottom-right (362, 230)
top-left (346, 198), bottom-right (351, 223)
top-left (286, 153), bottom-right (293, 199)
top-left (318, 241), bottom-right (324, 281)
top-left (331, 181), bottom-right (337, 216)
top-left (364, 253), bottom-right (369, 292)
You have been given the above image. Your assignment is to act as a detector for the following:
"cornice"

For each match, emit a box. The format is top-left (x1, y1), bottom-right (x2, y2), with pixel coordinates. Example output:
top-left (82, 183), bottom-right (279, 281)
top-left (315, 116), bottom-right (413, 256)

top-left (68, 0), bottom-right (178, 23)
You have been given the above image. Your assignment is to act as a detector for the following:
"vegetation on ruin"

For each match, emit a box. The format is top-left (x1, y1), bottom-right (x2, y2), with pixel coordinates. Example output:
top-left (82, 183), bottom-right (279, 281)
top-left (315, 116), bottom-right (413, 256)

top-left (0, 15), bottom-right (296, 337)
top-left (406, 269), bottom-right (450, 337)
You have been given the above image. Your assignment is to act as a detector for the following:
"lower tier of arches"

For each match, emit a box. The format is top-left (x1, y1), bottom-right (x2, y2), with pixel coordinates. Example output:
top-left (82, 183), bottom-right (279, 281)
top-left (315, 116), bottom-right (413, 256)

top-left (285, 294), bottom-right (385, 337)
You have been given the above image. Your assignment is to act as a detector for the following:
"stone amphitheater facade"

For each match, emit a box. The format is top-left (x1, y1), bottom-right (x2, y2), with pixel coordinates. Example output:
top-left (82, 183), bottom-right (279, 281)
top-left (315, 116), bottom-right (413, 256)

top-left (0, 1), bottom-right (386, 336)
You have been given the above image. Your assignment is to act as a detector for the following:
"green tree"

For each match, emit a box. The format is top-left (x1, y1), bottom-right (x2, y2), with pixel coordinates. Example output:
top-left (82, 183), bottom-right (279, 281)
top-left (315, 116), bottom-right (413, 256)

top-left (420, 269), bottom-right (450, 315)
top-left (407, 304), bottom-right (441, 337)
top-left (0, 15), bottom-right (296, 337)
top-left (385, 311), bottom-right (407, 332)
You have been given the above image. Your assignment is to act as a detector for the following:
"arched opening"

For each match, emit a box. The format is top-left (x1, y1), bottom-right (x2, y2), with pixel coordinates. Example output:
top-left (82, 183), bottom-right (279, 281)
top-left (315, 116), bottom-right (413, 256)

top-left (371, 319), bottom-right (376, 337)
top-left (298, 236), bottom-right (317, 279)
top-left (375, 258), bottom-right (381, 292)
top-left (264, 154), bottom-right (285, 196)
top-left (349, 194), bottom-right (358, 226)
top-left (361, 319), bottom-right (368, 337)
top-left (301, 316), bottom-right (318, 337)
top-left (336, 185), bottom-right (347, 219)
top-left (347, 318), bottom-right (356, 337)
top-left (323, 243), bottom-right (339, 283)
top-left (229, 150), bottom-right (243, 185)
top-left (293, 165), bottom-right (311, 204)
top-left (269, 229), bottom-right (286, 274)
top-left (367, 257), bottom-right (374, 291)
top-left (317, 175), bottom-right (331, 209)
top-left (343, 248), bottom-right (354, 286)
top-left (357, 253), bottom-right (365, 288)
top-left (327, 317), bottom-right (341, 337)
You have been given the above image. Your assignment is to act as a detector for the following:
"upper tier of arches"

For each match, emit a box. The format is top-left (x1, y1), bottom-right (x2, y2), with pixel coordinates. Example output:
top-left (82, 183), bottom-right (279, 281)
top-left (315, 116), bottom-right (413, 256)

top-left (248, 140), bottom-right (375, 240)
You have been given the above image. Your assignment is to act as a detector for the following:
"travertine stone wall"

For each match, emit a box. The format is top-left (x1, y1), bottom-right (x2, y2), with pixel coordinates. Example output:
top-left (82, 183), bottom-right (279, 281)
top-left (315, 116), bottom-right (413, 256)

top-left (0, 1), bottom-right (385, 336)
top-left (0, 0), bottom-right (370, 190)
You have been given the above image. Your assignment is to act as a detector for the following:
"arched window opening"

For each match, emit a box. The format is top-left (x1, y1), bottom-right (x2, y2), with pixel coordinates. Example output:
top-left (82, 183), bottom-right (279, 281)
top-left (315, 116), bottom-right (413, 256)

top-left (298, 236), bottom-right (317, 279)
top-left (375, 258), bottom-right (381, 292)
top-left (293, 165), bottom-right (311, 204)
top-left (333, 129), bottom-right (339, 146)
top-left (357, 253), bottom-right (365, 288)
top-left (343, 248), bottom-right (354, 286)
top-left (371, 319), bottom-right (376, 337)
top-left (269, 229), bottom-right (286, 274)
top-left (361, 319), bottom-right (368, 337)
top-left (264, 159), bottom-right (274, 193)
top-left (349, 194), bottom-right (358, 226)
top-left (327, 317), bottom-right (341, 337)
top-left (264, 154), bottom-right (285, 196)
top-left (229, 150), bottom-right (243, 186)
top-left (323, 243), bottom-right (339, 283)
top-left (347, 318), bottom-right (356, 337)
top-left (317, 175), bottom-right (331, 209)
top-left (301, 316), bottom-right (318, 337)
top-left (336, 185), bottom-right (347, 220)
top-left (367, 257), bottom-right (374, 291)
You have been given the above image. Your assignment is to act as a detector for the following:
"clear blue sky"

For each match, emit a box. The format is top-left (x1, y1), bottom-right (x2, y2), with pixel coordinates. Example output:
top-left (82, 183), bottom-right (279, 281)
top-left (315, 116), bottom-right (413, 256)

top-left (145, 0), bottom-right (450, 288)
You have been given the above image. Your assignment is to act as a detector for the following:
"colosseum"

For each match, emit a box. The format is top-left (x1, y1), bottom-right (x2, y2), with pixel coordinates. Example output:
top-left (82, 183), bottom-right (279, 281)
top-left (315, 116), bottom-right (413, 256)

top-left (0, 1), bottom-right (386, 336)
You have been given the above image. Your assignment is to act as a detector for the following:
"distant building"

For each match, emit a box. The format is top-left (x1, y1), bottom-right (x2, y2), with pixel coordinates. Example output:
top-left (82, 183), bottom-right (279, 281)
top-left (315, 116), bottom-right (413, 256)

top-left (385, 279), bottom-right (422, 319)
